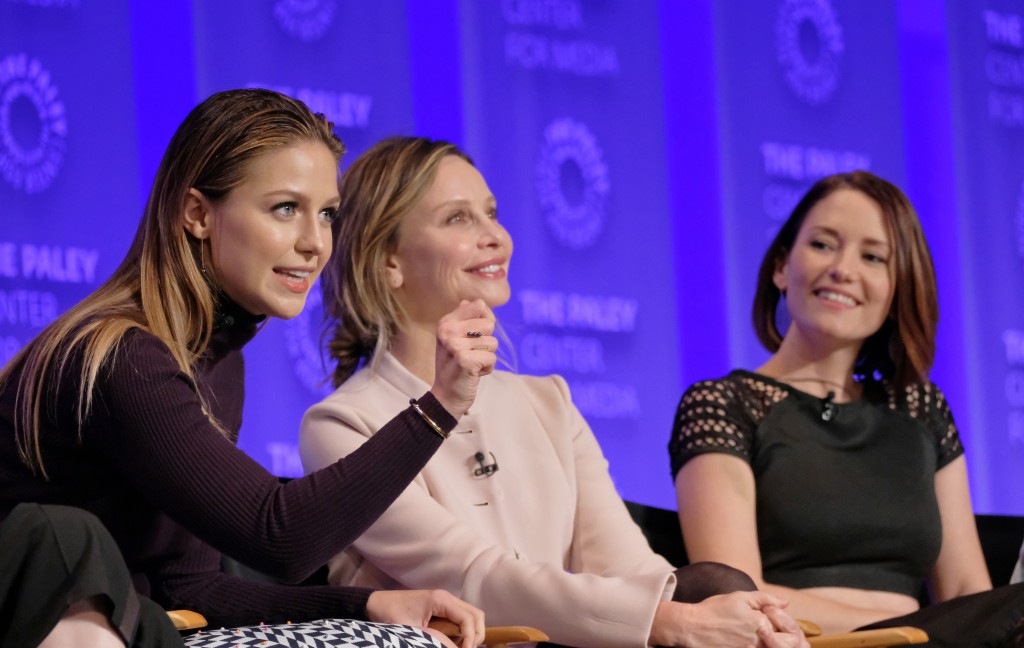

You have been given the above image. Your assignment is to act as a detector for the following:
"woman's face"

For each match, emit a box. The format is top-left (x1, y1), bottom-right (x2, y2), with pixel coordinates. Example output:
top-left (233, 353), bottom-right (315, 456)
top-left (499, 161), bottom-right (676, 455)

top-left (774, 188), bottom-right (895, 347)
top-left (193, 141), bottom-right (340, 319)
top-left (387, 155), bottom-right (513, 327)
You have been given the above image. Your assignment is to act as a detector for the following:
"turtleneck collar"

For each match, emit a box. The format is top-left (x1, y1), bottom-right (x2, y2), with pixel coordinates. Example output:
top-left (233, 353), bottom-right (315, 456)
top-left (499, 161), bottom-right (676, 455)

top-left (209, 295), bottom-right (266, 357)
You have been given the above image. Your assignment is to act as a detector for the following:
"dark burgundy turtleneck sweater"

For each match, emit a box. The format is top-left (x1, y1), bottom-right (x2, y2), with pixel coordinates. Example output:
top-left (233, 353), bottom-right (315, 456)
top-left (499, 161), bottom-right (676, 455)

top-left (0, 303), bottom-right (455, 628)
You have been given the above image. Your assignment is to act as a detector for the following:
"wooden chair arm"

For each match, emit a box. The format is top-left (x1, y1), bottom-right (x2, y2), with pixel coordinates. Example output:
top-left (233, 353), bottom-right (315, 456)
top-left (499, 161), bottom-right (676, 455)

top-left (807, 626), bottom-right (928, 647)
top-left (799, 619), bottom-right (823, 636)
top-left (166, 609), bottom-right (208, 631)
top-left (429, 618), bottom-right (549, 646)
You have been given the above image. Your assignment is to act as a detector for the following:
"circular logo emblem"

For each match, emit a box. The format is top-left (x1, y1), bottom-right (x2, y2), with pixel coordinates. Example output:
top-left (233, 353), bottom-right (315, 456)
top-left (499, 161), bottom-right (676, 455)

top-left (273, 0), bottom-right (337, 42)
top-left (0, 54), bottom-right (67, 193)
top-left (535, 118), bottom-right (610, 250)
top-left (283, 280), bottom-right (334, 398)
top-left (775, 0), bottom-right (844, 105)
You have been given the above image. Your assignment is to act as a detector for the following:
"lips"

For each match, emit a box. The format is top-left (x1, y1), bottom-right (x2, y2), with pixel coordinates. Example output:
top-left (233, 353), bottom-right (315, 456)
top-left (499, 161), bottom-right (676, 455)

top-left (814, 288), bottom-right (858, 307)
top-left (274, 267), bottom-right (316, 293)
top-left (467, 259), bottom-right (507, 277)
top-left (276, 269), bottom-right (311, 280)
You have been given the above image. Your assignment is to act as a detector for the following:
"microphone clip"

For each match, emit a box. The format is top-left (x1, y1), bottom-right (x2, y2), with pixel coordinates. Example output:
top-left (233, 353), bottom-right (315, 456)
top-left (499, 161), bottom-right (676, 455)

top-left (473, 451), bottom-right (499, 477)
top-left (821, 391), bottom-right (836, 421)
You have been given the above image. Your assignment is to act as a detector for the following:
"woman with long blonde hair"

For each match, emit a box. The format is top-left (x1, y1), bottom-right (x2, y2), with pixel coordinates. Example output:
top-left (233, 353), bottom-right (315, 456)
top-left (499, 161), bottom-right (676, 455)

top-left (0, 89), bottom-right (488, 648)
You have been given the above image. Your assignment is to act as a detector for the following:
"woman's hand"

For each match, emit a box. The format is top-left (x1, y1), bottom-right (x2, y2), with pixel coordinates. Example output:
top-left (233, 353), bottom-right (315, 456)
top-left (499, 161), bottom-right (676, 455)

top-left (430, 299), bottom-right (498, 417)
top-left (366, 589), bottom-right (485, 648)
top-left (650, 592), bottom-right (809, 648)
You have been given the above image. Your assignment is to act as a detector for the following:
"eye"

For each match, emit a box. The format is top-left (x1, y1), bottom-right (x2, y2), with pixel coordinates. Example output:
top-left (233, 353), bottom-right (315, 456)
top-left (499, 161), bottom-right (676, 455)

top-left (446, 210), bottom-right (469, 225)
top-left (318, 207), bottom-right (338, 225)
top-left (863, 252), bottom-right (889, 264)
top-left (272, 201), bottom-right (298, 217)
top-left (809, 238), bottom-right (832, 251)
top-left (487, 206), bottom-right (499, 221)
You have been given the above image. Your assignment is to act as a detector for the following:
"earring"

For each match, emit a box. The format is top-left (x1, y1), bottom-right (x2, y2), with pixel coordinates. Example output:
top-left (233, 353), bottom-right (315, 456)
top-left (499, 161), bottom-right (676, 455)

top-left (198, 241), bottom-right (212, 279)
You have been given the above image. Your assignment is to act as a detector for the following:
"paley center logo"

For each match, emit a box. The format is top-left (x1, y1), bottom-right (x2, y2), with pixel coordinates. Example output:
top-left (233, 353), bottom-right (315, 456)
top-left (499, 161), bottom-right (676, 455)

top-left (273, 0), bottom-right (337, 42)
top-left (536, 118), bottom-right (610, 250)
top-left (0, 54), bottom-right (66, 193)
top-left (775, 0), bottom-right (844, 105)
top-left (282, 278), bottom-right (333, 399)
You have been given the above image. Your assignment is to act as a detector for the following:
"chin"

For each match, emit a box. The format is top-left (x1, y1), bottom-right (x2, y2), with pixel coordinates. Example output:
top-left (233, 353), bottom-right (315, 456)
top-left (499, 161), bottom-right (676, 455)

top-left (486, 286), bottom-right (512, 308)
top-left (268, 299), bottom-right (309, 320)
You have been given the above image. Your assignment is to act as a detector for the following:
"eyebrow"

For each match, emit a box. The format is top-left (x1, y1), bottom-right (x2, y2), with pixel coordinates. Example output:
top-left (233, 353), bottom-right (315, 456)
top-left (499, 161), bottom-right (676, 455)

top-left (430, 196), bottom-right (497, 212)
top-left (262, 189), bottom-right (340, 205)
top-left (809, 226), bottom-right (891, 250)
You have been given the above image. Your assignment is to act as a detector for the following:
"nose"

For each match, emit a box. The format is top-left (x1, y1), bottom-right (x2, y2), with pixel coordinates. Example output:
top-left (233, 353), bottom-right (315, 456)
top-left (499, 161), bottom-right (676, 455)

top-left (828, 250), bottom-right (856, 281)
top-left (297, 215), bottom-right (327, 256)
top-left (478, 218), bottom-right (508, 249)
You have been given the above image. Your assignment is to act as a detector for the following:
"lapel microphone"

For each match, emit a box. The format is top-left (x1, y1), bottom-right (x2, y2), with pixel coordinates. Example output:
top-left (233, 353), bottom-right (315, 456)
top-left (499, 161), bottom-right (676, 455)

top-left (821, 391), bottom-right (836, 421)
top-left (473, 451), bottom-right (499, 477)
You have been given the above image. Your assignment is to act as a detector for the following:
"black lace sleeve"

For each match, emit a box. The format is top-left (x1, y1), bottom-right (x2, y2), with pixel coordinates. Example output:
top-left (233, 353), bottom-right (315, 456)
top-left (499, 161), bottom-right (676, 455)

top-left (891, 381), bottom-right (964, 470)
top-left (921, 382), bottom-right (964, 469)
top-left (669, 376), bottom-right (755, 479)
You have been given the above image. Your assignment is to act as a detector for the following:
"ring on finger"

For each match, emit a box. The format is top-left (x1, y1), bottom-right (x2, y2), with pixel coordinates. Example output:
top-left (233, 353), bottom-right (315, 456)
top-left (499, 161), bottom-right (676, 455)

top-left (466, 331), bottom-right (483, 338)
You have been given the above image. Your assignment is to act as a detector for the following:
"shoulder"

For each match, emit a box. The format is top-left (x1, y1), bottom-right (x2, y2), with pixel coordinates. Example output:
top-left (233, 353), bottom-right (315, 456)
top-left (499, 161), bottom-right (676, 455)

top-left (300, 365), bottom-right (403, 441)
top-left (503, 371), bottom-right (571, 401)
top-left (100, 327), bottom-right (186, 386)
top-left (882, 380), bottom-right (963, 466)
top-left (670, 371), bottom-right (783, 475)
top-left (677, 370), bottom-right (784, 412)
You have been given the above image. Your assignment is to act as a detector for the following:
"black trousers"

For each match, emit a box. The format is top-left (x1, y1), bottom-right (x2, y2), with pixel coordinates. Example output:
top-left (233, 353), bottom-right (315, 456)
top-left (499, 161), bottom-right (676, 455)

top-left (0, 503), bottom-right (182, 647)
top-left (858, 583), bottom-right (1024, 648)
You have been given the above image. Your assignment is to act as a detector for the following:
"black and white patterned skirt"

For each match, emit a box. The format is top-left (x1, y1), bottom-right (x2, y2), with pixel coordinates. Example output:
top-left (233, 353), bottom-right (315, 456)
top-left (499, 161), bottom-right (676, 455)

top-left (183, 619), bottom-right (445, 648)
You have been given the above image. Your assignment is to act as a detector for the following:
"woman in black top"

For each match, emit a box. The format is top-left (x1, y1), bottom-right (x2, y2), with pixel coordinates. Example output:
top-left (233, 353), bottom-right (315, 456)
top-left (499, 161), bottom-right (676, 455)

top-left (670, 171), bottom-right (1024, 644)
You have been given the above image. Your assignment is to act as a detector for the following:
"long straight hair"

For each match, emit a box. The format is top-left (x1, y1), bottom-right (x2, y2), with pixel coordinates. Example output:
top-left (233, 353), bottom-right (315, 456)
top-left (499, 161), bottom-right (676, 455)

top-left (752, 171), bottom-right (938, 390)
top-left (0, 89), bottom-right (345, 477)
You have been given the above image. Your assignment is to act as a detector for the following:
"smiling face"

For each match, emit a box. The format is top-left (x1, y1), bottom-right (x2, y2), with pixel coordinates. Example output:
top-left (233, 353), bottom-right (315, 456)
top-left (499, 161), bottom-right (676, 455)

top-left (386, 155), bottom-right (512, 327)
top-left (774, 188), bottom-right (896, 348)
top-left (186, 141), bottom-right (340, 319)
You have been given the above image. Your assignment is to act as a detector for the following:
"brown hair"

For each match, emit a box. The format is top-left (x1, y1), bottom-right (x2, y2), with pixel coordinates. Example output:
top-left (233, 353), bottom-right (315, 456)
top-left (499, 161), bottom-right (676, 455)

top-left (1, 88), bottom-right (345, 476)
top-left (752, 171), bottom-right (938, 390)
top-left (323, 136), bottom-right (472, 386)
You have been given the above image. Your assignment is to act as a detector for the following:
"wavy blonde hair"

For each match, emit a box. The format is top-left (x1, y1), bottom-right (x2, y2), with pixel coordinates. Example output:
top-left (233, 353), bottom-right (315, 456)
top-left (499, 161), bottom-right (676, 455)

top-left (323, 137), bottom-right (472, 386)
top-left (0, 88), bottom-right (345, 477)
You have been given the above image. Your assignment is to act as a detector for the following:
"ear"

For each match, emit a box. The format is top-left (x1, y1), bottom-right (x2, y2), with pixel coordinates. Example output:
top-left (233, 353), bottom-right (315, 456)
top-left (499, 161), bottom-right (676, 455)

top-left (183, 188), bottom-right (213, 240)
top-left (384, 253), bottom-right (403, 289)
top-left (772, 251), bottom-right (789, 294)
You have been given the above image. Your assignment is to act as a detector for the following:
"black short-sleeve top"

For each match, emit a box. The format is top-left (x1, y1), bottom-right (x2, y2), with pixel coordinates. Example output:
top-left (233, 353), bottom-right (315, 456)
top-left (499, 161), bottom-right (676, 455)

top-left (669, 370), bottom-right (964, 598)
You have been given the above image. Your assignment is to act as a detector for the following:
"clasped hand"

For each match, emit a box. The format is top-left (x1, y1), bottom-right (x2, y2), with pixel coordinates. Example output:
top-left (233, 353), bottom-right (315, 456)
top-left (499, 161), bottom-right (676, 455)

top-left (652, 591), bottom-right (810, 648)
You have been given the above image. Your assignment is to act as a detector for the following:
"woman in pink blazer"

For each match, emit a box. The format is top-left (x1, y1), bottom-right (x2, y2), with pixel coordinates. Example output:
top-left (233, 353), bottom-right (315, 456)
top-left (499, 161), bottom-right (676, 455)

top-left (300, 136), bottom-right (808, 648)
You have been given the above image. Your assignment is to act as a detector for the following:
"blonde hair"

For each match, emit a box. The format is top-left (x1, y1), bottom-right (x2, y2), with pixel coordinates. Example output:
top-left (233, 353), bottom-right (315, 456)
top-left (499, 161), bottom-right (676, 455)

top-left (323, 137), bottom-right (472, 386)
top-left (0, 88), bottom-right (345, 476)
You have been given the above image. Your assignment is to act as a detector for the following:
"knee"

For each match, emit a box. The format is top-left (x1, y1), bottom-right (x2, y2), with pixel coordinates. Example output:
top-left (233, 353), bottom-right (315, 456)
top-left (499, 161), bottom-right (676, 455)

top-left (672, 561), bottom-right (757, 602)
top-left (3, 504), bottom-right (115, 557)
top-left (689, 561), bottom-right (758, 593)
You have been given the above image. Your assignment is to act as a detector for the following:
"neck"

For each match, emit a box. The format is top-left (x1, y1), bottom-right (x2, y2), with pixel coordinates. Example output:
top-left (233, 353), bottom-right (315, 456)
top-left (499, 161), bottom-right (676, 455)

top-left (389, 319), bottom-right (437, 385)
top-left (757, 327), bottom-right (862, 401)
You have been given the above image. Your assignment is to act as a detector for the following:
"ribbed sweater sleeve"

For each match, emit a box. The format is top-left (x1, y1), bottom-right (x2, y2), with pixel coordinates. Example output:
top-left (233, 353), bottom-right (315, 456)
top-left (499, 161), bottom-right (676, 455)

top-left (85, 330), bottom-right (454, 584)
top-left (162, 541), bottom-right (375, 628)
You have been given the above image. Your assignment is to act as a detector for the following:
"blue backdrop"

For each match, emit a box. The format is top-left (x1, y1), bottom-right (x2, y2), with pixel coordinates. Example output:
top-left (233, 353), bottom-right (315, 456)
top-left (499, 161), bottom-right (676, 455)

top-left (1, 0), bottom-right (1021, 515)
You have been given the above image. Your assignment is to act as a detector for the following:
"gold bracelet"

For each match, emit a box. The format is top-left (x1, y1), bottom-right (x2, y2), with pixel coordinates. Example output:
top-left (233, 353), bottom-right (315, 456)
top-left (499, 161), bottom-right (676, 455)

top-left (409, 398), bottom-right (449, 439)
